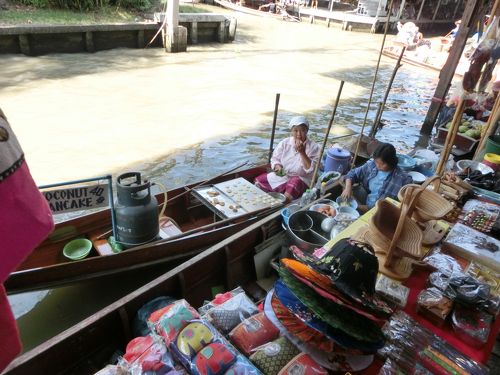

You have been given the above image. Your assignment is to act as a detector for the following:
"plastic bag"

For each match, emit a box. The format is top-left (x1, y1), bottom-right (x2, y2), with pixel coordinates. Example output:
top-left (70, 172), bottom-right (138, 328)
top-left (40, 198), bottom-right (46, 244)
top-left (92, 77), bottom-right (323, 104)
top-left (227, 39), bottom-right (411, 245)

top-left (444, 271), bottom-right (491, 306)
top-left (198, 286), bottom-right (246, 316)
top-left (149, 300), bottom-right (200, 345)
top-left (205, 292), bottom-right (259, 334)
top-left (228, 312), bottom-right (280, 356)
top-left (133, 296), bottom-right (176, 337)
top-left (452, 304), bottom-right (493, 348)
top-left (123, 335), bottom-right (175, 375)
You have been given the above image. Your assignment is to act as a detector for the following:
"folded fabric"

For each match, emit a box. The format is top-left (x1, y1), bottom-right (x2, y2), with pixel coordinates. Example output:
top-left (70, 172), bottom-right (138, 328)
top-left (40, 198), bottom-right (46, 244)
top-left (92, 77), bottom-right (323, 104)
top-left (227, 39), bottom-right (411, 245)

top-left (249, 337), bottom-right (300, 375)
top-left (229, 312), bottom-right (280, 356)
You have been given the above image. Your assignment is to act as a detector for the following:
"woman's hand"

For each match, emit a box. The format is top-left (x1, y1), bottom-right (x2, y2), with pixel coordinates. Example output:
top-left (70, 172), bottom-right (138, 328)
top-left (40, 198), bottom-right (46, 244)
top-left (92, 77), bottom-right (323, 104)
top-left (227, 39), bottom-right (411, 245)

top-left (340, 178), bottom-right (353, 200)
top-left (273, 164), bottom-right (283, 173)
top-left (295, 139), bottom-right (306, 154)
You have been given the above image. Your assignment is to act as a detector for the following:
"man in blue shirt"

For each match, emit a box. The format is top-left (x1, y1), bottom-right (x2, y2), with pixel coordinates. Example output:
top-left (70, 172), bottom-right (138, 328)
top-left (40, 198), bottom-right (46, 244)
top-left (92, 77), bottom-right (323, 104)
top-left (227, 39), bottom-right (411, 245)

top-left (341, 143), bottom-right (412, 213)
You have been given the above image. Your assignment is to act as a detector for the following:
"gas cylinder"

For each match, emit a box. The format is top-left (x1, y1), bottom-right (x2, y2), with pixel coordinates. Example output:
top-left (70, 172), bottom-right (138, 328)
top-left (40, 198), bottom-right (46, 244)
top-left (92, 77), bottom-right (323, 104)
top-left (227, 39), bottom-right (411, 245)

top-left (114, 172), bottom-right (159, 248)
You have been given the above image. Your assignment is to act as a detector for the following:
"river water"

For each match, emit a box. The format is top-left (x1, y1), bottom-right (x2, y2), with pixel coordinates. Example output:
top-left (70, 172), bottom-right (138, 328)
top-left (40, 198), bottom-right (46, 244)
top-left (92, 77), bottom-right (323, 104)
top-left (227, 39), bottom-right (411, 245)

top-left (4, 5), bottom-right (439, 352)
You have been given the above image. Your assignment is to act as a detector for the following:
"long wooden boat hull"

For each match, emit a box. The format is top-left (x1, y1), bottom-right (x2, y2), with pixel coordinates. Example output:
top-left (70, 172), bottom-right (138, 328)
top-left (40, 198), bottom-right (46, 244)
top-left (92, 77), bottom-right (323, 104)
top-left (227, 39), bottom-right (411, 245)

top-left (5, 166), bottom-right (269, 294)
top-left (214, 0), bottom-right (285, 20)
top-left (382, 45), bottom-right (466, 77)
top-left (3, 210), bottom-right (283, 375)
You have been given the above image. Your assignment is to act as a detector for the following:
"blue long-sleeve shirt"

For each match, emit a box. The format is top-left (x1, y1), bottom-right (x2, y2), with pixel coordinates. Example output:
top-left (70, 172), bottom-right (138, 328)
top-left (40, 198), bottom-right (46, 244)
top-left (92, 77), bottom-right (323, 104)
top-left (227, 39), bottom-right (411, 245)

top-left (346, 160), bottom-right (412, 204)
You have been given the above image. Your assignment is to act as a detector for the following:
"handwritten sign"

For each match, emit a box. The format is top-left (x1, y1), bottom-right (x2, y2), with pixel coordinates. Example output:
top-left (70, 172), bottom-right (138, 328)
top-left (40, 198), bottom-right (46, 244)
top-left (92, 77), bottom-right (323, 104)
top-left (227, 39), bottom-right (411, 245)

top-left (43, 183), bottom-right (109, 214)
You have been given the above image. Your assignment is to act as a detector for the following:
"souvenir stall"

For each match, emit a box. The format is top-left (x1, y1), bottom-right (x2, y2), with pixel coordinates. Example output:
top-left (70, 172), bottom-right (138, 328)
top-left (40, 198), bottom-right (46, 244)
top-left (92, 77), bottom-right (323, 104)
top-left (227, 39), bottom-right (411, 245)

top-left (89, 167), bottom-right (500, 375)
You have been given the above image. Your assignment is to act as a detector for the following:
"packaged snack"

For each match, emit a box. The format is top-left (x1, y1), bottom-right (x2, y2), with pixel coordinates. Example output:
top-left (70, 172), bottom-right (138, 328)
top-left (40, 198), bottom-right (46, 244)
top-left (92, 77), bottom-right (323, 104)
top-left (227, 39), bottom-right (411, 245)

top-left (229, 312), bottom-right (280, 356)
top-left (428, 271), bottom-right (450, 291)
top-left (416, 288), bottom-right (453, 327)
top-left (199, 287), bottom-right (246, 315)
top-left (451, 304), bottom-right (493, 347)
top-left (444, 271), bottom-right (491, 307)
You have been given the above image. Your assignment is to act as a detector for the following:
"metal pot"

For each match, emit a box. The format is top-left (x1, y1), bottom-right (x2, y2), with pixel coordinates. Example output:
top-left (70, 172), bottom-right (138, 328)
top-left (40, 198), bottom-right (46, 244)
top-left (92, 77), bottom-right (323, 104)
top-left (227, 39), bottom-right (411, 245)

top-left (286, 210), bottom-right (330, 253)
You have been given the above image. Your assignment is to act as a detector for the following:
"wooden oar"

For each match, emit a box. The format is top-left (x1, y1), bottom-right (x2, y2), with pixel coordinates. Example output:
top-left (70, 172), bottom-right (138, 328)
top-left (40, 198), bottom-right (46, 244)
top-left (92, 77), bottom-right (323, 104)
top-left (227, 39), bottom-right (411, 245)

top-left (268, 93), bottom-right (281, 163)
top-left (351, 0), bottom-right (395, 168)
top-left (369, 46), bottom-right (406, 138)
top-left (309, 80), bottom-right (345, 189)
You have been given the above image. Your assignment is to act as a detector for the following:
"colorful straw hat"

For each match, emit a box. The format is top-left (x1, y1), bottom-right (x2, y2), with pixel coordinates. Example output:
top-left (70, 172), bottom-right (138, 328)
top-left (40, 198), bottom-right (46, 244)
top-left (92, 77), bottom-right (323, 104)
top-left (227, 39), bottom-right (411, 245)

top-left (275, 273), bottom-right (385, 350)
top-left (291, 241), bottom-right (393, 317)
top-left (263, 291), bottom-right (375, 372)
top-left (281, 258), bottom-right (388, 321)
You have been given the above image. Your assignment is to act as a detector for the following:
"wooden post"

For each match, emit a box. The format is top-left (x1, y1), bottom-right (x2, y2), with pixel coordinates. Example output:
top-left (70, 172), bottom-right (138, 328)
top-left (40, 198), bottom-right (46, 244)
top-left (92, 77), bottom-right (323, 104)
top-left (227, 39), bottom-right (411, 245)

top-left (18, 34), bottom-right (30, 56)
top-left (416, 0), bottom-right (425, 21)
top-left (474, 94), bottom-right (500, 160)
top-left (453, 0), bottom-right (463, 20)
top-left (435, 97), bottom-right (466, 175)
top-left (420, 0), bottom-right (483, 135)
top-left (432, 0), bottom-right (442, 21)
top-left (397, 0), bottom-right (406, 20)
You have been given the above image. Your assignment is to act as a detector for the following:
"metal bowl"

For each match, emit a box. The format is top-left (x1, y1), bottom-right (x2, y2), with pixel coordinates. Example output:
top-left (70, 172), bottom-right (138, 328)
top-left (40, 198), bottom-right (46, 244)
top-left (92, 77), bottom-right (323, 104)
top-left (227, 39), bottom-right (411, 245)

top-left (287, 210), bottom-right (330, 252)
top-left (268, 192), bottom-right (287, 203)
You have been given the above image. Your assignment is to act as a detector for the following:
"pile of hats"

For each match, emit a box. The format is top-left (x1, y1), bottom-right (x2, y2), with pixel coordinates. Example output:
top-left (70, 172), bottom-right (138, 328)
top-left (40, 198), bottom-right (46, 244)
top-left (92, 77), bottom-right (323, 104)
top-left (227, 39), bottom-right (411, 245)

top-left (262, 238), bottom-right (393, 372)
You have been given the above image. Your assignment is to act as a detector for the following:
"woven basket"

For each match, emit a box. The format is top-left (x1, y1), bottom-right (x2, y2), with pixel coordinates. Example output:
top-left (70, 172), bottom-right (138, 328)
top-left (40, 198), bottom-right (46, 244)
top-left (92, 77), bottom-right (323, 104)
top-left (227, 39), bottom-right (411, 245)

top-left (397, 176), bottom-right (453, 222)
top-left (369, 199), bottom-right (423, 260)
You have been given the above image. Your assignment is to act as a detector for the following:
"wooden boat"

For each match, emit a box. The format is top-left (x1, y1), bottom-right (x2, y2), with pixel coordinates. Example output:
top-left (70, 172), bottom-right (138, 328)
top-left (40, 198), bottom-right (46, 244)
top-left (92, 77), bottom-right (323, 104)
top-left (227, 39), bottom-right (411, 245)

top-left (214, 0), bottom-right (292, 20)
top-left (3, 207), bottom-right (284, 375)
top-left (382, 45), bottom-right (468, 77)
top-left (4, 165), bottom-right (276, 294)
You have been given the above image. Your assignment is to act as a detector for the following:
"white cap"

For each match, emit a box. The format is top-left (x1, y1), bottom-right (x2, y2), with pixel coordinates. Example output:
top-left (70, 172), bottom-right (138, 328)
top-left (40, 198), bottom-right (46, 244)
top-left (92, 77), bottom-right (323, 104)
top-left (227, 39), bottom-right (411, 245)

top-left (288, 115), bottom-right (309, 130)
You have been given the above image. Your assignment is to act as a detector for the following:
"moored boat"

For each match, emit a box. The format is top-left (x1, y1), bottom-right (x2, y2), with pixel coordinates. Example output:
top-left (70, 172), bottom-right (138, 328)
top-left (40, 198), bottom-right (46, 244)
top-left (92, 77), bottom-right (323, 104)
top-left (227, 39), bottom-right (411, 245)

top-left (2, 208), bottom-right (284, 375)
top-left (5, 165), bottom-right (274, 294)
top-left (214, 0), bottom-right (294, 21)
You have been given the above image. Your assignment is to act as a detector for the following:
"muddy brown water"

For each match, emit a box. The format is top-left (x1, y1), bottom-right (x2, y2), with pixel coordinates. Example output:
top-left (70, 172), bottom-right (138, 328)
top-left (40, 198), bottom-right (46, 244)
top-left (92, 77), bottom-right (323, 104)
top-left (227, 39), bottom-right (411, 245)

top-left (4, 5), bottom-right (440, 352)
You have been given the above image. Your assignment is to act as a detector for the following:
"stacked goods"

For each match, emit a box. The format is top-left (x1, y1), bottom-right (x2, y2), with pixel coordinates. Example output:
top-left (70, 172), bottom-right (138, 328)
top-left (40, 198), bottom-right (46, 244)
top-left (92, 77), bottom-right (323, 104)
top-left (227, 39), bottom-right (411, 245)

top-left (444, 118), bottom-right (483, 140)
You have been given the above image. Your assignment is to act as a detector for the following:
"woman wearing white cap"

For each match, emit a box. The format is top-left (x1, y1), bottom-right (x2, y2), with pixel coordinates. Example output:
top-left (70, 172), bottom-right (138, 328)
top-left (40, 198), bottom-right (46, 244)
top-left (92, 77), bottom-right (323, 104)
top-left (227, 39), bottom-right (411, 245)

top-left (255, 115), bottom-right (320, 202)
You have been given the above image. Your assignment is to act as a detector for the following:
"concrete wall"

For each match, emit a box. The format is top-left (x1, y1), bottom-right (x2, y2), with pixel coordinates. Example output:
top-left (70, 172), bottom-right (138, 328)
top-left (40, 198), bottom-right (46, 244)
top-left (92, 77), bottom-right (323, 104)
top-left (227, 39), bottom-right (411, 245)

top-left (0, 14), bottom-right (235, 55)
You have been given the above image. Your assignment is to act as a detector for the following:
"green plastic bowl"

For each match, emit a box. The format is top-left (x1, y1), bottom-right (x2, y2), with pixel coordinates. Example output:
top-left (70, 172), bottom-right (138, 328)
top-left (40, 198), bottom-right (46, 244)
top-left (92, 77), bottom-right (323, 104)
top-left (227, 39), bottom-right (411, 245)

top-left (63, 238), bottom-right (92, 260)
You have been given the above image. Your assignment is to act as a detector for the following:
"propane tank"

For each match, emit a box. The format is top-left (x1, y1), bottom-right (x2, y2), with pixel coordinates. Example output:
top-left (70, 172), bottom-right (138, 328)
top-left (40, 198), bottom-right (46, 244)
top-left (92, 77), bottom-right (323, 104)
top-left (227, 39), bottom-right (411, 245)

top-left (114, 172), bottom-right (159, 248)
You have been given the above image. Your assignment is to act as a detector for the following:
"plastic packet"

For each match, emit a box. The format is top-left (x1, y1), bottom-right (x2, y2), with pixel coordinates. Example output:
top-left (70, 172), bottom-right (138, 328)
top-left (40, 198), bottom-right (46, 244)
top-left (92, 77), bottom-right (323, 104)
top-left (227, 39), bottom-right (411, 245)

top-left (249, 337), bottom-right (300, 375)
top-left (228, 312), bottom-right (280, 356)
top-left (423, 252), bottom-right (462, 276)
top-left (444, 271), bottom-right (491, 306)
top-left (451, 304), bottom-right (493, 347)
top-left (277, 353), bottom-right (328, 375)
top-left (204, 292), bottom-right (259, 334)
top-left (428, 271), bottom-right (450, 291)
top-left (149, 299), bottom-right (200, 345)
top-left (93, 365), bottom-right (128, 375)
top-left (133, 296), bottom-right (176, 337)
top-left (198, 286), bottom-right (246, 316)
top-left (416, 288), bottom-right (453, 327)
top-left (122, 335), bottom-right (175, 375)
top-left (375, 274), bottom-right (410, 308)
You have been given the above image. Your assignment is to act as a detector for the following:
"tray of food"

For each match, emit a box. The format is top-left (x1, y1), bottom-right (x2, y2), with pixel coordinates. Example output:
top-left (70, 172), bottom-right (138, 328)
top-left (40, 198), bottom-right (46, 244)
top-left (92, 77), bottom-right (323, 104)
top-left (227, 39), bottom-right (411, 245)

top-left (192, 177), bottom-right (283, 219)
top-left (214, 177), bottom-right (282, 212)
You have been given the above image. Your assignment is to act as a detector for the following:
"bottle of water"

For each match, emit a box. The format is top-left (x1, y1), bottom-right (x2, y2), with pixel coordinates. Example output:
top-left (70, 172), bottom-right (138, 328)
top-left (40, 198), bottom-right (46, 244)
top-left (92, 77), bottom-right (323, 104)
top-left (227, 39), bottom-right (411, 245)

top-left (300, 188), bottom-right (317, 207)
